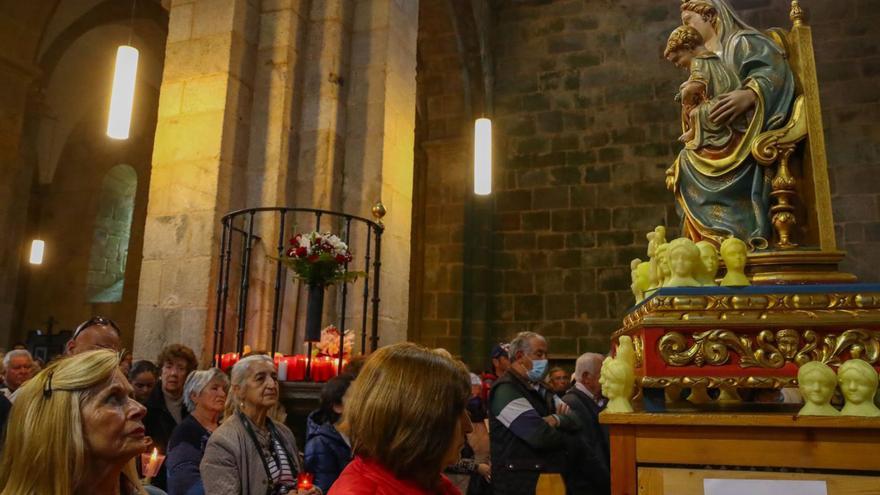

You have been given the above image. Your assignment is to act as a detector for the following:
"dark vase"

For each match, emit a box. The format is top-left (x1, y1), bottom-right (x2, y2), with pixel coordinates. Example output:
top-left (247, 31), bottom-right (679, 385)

top-left (305, 283), bottom-right (325, 342)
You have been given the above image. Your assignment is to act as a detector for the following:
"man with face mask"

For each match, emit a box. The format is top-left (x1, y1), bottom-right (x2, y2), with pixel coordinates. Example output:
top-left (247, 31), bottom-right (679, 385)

top-left (488, 332), bottom-right (580, 495)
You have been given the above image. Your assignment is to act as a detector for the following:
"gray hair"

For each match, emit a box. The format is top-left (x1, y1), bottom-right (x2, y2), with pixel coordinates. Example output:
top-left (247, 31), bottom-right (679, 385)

top-left (183, 368), bottom-right (229, 412)
top-left (509, 331), bottom-right (545, 360)
top-left (226, 354), bottom-right (275, 414)
top-left (574, 353), bottom-right (604, 383)
top-left (3, 349), bottom-right (33, 369)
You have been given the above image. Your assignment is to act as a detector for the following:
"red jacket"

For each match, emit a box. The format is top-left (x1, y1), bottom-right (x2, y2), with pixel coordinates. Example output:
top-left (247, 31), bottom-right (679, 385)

top-left (327, 456), bottom-right (461, 495)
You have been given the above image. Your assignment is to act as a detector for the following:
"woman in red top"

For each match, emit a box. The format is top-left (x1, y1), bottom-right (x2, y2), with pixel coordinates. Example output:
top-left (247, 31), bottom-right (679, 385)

top-left (329, 343), bottom-right (473, 495)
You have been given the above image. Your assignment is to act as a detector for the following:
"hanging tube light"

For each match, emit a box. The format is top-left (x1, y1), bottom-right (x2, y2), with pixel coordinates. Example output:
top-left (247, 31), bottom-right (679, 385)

top-left (474, 118), bottom-right (492, 195)
top-left (107, 45), bottom-right (139, 139)
top-left (29, 240), bottom-right (45, 265)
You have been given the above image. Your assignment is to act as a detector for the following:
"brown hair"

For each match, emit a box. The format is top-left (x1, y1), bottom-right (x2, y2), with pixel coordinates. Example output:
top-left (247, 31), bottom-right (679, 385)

top-left (156, 344), bottom-right (198, 374)
top-left (342, 343), bottom-right (470, 490)
top-left (665, 25), bottom-right (704, 58)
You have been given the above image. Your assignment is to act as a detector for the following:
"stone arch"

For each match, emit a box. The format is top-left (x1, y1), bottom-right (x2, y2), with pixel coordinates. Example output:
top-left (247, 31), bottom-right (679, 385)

top-left (86, 164), bottom-right (137, 303)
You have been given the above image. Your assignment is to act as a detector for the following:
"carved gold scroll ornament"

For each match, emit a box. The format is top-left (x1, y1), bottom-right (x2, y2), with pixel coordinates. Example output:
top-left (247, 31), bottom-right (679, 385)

top-left (658, 328), bottom-right (880, 369)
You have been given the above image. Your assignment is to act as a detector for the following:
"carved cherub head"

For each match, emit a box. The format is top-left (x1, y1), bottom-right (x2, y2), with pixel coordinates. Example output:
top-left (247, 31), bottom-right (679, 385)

top-left (667, 238), bottom-right (700, 278)
top-left (664, 25), bottom-right (704, 69)
top-left (720, 237), bottom-right (748, 271)
top-left (839, 359), bottom-right (879, 406)
top-left (798, 361), bottom-right (837, 407)
top-left (695, 240), bottom-right (719, 283)
top-left (656, 243), bottom-right (672, 281)
top-left (600, 357), bottom-right (635, 402)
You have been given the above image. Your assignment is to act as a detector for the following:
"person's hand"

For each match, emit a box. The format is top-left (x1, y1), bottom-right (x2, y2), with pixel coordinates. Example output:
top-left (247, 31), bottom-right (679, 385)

top-left (477, 463), bottom-right (491, 482)
top-left (543, 415), bottom-right (559, 427)
top-left (710, 88), bottom-right (756, 125)
top-left (297, 487), bottom-right (321, 495)
top-left (556, 402), bottom-right (571, 416)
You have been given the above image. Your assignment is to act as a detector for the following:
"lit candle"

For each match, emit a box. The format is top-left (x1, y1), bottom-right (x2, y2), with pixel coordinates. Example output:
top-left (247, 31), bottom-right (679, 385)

top-left (140, 447), bottom-right (165, 478)
top-left (296, 472), bottom-right (314, 490)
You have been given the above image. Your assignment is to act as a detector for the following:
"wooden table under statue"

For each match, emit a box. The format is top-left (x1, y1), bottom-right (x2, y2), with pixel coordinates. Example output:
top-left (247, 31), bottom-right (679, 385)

top-left (601, 409), bottom-right (880, 495)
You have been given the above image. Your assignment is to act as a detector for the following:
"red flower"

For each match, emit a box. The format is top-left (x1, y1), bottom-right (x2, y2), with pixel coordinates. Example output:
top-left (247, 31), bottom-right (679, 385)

top-left (308, 254), bottom-right (320, 263)
top-left (295, 247), bottom-right (308, 257)
top-left (335, 254), bottom-right (347, 264)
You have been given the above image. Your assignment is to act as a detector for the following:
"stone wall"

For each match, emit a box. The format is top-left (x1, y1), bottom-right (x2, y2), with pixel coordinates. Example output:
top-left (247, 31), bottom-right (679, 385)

top-left (87, 164), bottom-right (138, 303)
top-left (412, 0), bottom-right (880, 366)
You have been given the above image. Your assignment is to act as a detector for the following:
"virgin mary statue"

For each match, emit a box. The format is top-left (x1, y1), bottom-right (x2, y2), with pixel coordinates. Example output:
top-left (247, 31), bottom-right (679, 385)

top-left (667, 0), bottom-right (795, 249)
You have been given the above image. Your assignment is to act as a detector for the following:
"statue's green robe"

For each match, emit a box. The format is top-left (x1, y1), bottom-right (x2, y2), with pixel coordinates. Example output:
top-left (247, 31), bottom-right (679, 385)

top-left (671, 1), bottom-right (795, 249)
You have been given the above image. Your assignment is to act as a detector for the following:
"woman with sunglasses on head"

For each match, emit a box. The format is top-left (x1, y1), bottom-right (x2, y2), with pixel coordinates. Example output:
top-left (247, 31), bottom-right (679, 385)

top-left (0, 349), bottom-right (150, 494)
top-left (200, 354), bottom-right (320, 495)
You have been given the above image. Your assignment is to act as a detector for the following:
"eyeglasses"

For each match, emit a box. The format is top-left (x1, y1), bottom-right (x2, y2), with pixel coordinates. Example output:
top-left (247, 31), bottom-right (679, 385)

top-left (72, 316), bottom-right (120, 340)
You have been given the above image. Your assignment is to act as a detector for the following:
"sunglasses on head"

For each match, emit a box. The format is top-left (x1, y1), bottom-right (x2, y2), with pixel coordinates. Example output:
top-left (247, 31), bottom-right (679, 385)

top-left (72, 316), bottom-right (120, 340)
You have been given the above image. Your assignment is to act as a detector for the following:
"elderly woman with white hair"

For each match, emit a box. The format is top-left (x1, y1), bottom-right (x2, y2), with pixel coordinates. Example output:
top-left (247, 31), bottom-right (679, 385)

top-left (200, 354), bottom-right (320, 495)
top-left (166, 368), bottom-right (229, 494)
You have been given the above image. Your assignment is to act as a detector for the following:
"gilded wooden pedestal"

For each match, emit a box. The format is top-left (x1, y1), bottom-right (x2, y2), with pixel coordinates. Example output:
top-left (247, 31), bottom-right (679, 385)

top-left (616, 285), bottom-right (880, 391)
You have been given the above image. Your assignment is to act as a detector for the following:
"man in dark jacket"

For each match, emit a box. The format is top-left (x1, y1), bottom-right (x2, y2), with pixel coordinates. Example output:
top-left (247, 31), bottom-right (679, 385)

top-left (562, 352), bottom-right (611, 494)
top-left (144, 344), bottom-right (197, 490)
top-left (489, 331), bottom-right (580, 495)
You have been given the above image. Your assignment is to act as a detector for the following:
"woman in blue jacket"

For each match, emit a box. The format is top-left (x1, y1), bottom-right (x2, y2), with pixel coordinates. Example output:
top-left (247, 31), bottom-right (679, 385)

top-left (304, 373), bottom-right (355, 492)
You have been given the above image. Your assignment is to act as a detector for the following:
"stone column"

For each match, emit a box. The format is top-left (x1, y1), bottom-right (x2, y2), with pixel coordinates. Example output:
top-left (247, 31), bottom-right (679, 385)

top-left (133, 0), bottom-right (258, 361)
top-left (241, 0), bottom-right (310, 353)
top-left (343, 0), bottom-right (420, 346)
top-left (0, 58), bottom-right (38, 348)
top-left (134, 0), bottom-right (420, 360)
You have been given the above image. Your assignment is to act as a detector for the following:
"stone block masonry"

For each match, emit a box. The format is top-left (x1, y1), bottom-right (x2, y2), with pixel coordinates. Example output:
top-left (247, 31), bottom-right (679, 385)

top-left (412, 0), bottom-right (880, 366)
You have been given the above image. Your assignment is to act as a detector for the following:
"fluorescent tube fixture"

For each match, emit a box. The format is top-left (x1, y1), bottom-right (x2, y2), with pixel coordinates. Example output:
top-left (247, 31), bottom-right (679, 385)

top-left (107, 45), bottom-right (139, 139)
top-left (474, 118), bottom-right (492, 195)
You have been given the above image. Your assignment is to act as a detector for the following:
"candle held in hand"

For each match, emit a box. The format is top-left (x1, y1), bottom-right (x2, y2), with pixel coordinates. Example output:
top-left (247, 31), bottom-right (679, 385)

top-left (140, 447), bottom-right (166, 478)
top-left (296, 472), bottom-right (314, 490)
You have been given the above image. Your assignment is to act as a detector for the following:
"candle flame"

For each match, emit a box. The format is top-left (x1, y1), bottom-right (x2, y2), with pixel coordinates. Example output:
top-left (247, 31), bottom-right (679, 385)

top-left (150, 447), bottom-right (158, 462)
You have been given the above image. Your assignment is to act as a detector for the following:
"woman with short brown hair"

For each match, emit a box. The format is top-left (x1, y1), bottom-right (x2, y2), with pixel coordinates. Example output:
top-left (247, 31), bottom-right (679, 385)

top-left (329, 343), bottom-right (472, 495)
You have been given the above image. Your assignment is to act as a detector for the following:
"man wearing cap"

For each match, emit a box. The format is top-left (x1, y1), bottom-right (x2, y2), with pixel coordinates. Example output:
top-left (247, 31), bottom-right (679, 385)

top-left (481, 343), bottom-right (511, 405)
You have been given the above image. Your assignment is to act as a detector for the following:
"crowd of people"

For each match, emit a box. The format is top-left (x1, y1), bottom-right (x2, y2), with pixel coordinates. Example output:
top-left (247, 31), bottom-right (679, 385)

top-left (0, 317), bottom-right (613, 495)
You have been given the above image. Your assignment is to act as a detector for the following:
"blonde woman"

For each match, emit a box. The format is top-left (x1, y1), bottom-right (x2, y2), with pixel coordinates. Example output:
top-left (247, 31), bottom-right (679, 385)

top-left (0, 349), bottom-right (149, 495)
top-left (200, 354), bottom-right (318, 495)
top-left (329, 343), bottom-right (472, 495)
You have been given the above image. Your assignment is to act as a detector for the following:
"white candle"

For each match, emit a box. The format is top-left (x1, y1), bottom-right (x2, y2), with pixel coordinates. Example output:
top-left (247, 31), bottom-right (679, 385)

top-left (278, 359), bottom-right (288, 382)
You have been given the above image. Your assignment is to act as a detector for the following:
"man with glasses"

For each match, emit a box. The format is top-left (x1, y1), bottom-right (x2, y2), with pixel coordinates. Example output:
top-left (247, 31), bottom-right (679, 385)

top-left (144, 343), bottom-right (198, 490)
top-left (66, 316), bottom-right (122, 355)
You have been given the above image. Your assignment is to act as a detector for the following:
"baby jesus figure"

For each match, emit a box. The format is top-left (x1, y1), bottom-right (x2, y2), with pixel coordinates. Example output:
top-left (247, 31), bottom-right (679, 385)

top-left (664, 26), bottom-right (747, 149)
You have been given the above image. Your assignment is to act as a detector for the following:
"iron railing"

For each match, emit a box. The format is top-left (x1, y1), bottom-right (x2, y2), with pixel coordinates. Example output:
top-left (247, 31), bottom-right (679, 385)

top-left (210, 206), bottom-right (384, 378)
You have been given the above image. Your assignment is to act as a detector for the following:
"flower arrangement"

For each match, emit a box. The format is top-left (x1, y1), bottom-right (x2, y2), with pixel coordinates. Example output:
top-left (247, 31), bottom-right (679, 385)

top-left (279, 231), bottom-right (362, 286)
top-left (313, 325), bottom-right (354, 359)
